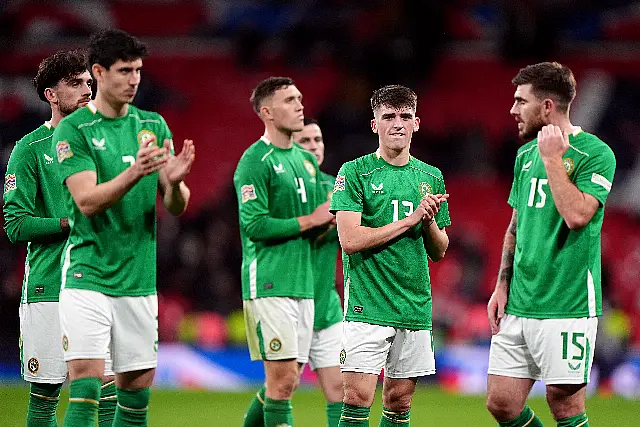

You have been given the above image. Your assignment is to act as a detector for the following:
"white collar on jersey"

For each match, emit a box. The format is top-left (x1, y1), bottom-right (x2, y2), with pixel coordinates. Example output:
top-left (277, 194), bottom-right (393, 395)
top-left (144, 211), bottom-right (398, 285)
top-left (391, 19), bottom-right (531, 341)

top-left (44, 121), bottom-right (52, 129)
top-left (261, 134), bottom-right (272, 145)
top-left (86, 101), bottom-right (98, 114)
top-left (571, 126), bottom-right (583, 137)
top-left (375, 147), bottom-right (412, 161)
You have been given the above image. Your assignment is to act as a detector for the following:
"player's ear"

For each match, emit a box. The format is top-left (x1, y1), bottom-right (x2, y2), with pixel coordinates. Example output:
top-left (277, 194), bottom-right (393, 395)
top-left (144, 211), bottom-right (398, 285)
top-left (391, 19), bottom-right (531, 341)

top-left (542, 98), bottom-right (554, 116)
top-left (413, 117), bottom-right (420, 132)
top-left (260, 104), bottom-right (272, 121)
top-left (91, 64), bottom-right (105, 82)
top-left (44, 87), bottom-right (57, 104)
top-left (371, 119), bottom-right (378, 134)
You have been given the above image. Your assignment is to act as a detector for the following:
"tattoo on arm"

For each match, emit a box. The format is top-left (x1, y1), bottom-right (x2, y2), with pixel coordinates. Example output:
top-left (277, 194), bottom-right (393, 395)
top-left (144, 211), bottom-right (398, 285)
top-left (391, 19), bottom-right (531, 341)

top-left (498, 212), bottom-right (517, 286)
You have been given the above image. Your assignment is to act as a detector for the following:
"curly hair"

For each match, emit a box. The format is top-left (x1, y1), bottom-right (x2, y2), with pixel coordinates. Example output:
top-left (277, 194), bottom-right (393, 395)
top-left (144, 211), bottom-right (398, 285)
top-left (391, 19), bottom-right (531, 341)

top-left (250, 77), bottom-right (295, 114)
top-left (512, 62), bottom-right (576, 113)
top-left (88, 29), bottom-right (148, 70)
top-left (370, 85), bottom-right (417, 113)
top-left (32, 49), bottom-right (88, 103)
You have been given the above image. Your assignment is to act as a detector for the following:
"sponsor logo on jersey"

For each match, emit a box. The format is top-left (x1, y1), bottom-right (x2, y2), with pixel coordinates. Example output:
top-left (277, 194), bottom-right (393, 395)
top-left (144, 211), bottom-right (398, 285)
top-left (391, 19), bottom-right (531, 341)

top-left (563, 158), bottom-right (574, 176)
top-left (4, 174), bottom-right (16, 193)
top-left (241, 184), bottom-right (257, 203)
top-left (333, 175), bottom-right (345, 192)
top-left (56, 141), bottom-right (73, 163)
top-left (73, 272), bottom-right (83, 279)
top-left (273, 163), bottom-right (286, 174)
top-left (591, 173), bottom-right (612, 192)
top-left (34, 286), bottom-right (44, 294)
top-left (303, 159), bottom-right (316, 176)
top-left (568, 361), bottom-right (581, 371)
top-left (339, 349), bottom-right (346, 365)
top-left (371, 182), bottom-right (384, 194)
top-left (27, 357), bottom-right (39, 375)
top-left (419, 182), bottom-right (432, 197)
top-left (522, 160), bottom-right (533, 171)
top-left (91, 137), bottom-right (106, 150)
top-left (353, 306), bottom-right (363, 313)
top-left (43, 153), bottom-right (54, 164)
top-left (269, 338), bottom-right (282, 352)
top-left (138, 129), bottom-right (157, 147)
top-left (62, 335), bottom-right (69, 352)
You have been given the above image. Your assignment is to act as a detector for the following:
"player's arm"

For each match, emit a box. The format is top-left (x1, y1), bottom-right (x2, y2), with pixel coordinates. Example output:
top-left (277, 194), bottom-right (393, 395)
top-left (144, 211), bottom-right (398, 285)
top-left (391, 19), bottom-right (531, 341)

top-left (488, 209), bottom-right (517, 334)
top-left (3, 143), bottom-right (68, 243)
top-left (158, 139), bottom-right (194, 216)
top-left (422, 193), bottom-right (450, 262)
top-left (538, 125), bottom-right (599, 230)
top-left (65, 144), bottom-right (168, 217)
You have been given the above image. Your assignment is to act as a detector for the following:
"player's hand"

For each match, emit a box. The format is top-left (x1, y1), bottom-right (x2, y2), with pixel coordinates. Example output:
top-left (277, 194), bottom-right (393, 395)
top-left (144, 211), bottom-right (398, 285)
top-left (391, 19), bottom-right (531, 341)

top-left (422, 193), bottom-right (449, 225)
top-left (161, 139), bottom-right (196, 185)
top-left (405, 200), bottom-right (428, 227)
top-left (310, 200), bottom-right (334, 227)
top-left (134, 139), bottom-right (168, 177)
top-left (488, 286), bottom-right (508, 335)
top-left (537, 124), bottom-right (569, 160)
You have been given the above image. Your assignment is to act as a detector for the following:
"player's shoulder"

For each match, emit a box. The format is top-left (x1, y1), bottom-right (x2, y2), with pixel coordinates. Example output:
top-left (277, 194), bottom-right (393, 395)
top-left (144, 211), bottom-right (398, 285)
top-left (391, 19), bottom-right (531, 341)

top-left (58, 105), bottom-right (96, 129)
top-left (572, 130), bottom-right (615, 159)
top-left (236, 138), bottom-right (273, 168)
top-left (292, 143), bottom-right (317, 162)
top-left (409, 156), bottom-right (445, 182)
top-left (14, 123), bottom-right (54, 151)
top-left (319, 170), bottom-right (335, 182)
top-left (127, 104), bottom-right (166, 125)
top-left (339, 152), bottom-right (379, 176)
top-left (515, 139), bottom-right (538, 159)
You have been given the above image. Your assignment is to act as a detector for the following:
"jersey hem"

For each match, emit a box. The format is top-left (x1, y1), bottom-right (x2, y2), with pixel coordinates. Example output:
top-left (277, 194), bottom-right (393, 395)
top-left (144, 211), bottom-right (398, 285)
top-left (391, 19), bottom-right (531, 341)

top-left (505, 308), bottom-right (601, 319)
top-left (21, 297), bottom-right (60, 304)
top-left (313, 318), bottom-right (342, 331)
top-left (63, 284), bottom-right (156, 297)
top-left (344, 315), bottom-right (431, 330)
top-left (242, 293), bottom-right (314, 300)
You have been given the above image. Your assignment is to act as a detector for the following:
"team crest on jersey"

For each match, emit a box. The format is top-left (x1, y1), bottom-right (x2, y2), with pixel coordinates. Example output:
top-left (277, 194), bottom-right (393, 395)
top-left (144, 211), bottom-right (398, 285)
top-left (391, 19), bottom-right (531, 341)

top-left (563, 158), bottom-right (575, 176)
top-left (333, 175), bottom-right (345, 192)
top-left (56, 141), bottom-right (73, 163)
top-left (419, 182), bottom-right (432, 197)
top-left (241, 184), bottom-right (257, 203)
top-left (4, 174), bottom-right (16, 193)
top-left (138, 129), bottom-right (157, 147)
top-left (62, 335), bottom-right (69, 352)
top-left (303, 159), bottom-right (316, 177)
top-left (27, 357), bottom-right (39, 375)
top-left (339, 349), bottom-right (346, 365)
top-left (269, 338), bottom-right (282, 352)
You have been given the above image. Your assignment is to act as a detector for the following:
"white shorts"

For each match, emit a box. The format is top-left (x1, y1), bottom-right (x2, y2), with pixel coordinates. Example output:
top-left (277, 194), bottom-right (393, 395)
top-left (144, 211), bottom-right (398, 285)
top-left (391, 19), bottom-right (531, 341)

top-left (488, 314), bottom-right (597, 384)
top-left (309, 321), bottom-right (342, 371)
top-left (340, 321), bottom-right (436, 378)
top-left (244, 297), bottom-right (314, 363)
top-left (59, 289), bottom-right (158, 374)
top-left (20, 302), bottom-right (114, 383)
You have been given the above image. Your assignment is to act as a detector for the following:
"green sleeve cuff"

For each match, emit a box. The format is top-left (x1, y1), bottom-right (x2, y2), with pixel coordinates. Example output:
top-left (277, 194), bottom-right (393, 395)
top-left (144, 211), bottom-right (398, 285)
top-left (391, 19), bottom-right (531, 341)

top-left (17, 217), bottom-right (64, 242)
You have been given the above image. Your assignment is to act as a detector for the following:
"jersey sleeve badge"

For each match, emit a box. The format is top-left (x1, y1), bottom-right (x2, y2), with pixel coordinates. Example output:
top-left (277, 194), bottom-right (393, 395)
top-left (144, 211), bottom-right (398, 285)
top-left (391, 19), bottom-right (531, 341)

top-left (334, 175), bottom-right (345, 192)
top-left (241, 184), bottom-right (257, 203)
top-left (56, 141), bottom-right (73, 163)
top-left (4, 174), bottom-right (16, 193)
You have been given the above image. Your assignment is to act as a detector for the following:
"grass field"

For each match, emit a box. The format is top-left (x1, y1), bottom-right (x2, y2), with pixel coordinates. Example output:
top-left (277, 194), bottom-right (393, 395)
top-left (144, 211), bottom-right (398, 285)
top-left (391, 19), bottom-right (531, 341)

top-left (1, 385), bottom-right (636, 426)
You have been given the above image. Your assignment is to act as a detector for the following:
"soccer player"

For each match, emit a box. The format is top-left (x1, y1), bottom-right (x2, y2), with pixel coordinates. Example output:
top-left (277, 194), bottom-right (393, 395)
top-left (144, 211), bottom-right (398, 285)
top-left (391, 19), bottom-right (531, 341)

top-left (330, 85), bottom-right (450, 426)
top-left (486, 62), bottom-right (616, 427)
top-left (294, 118), bottom-right (344, 427)
top-left (235, 77), bottom-right (334, 427)
top-left (52, 29), bottom-right (194, 427)
top-left (3, 49), bottom-right (117, 427)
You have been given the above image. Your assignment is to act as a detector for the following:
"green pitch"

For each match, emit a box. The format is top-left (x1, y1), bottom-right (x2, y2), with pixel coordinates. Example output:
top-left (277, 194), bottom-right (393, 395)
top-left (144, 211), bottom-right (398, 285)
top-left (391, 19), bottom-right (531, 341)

top-left (1, 385), bottom-right (635, 426)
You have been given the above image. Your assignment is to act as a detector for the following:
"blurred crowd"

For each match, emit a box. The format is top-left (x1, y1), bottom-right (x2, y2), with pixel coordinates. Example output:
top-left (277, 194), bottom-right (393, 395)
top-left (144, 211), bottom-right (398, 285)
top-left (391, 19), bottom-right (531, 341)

top-left (1, 0), bottom-right (640, 388)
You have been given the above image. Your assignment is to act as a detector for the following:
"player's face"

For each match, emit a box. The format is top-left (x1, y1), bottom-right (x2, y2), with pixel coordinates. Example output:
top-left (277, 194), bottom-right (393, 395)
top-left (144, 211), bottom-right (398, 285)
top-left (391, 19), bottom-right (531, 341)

top-left (510, 84), bottom-right (547, 141)
top-left (372, 105), bottom-right (419, 152)
top-left (97, 58), bottom-right (143, 105)
top-left (294, 123), bottom-right (324, 165)
top-left (264, 85), bottom-right (304, 134)
top-left (52, 71), bottom-right (92, 116)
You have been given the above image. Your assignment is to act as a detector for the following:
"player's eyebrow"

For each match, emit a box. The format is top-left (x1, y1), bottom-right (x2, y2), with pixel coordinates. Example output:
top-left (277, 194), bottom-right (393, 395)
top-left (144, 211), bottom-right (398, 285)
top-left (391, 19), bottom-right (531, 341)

top-left (514, 96), bottom-right (526, 102)
top-left (381, 113), bottom-right (396, 119)
top-left (298, 137), bottom-right (310, 143)
top-left (399, 113), bottom-right (413, 119)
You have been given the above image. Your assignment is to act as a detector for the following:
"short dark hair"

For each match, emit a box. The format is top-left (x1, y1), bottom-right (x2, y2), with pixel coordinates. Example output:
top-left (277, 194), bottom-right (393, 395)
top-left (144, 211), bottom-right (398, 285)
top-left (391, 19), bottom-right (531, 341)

top-left (88, 29), bottom-right (148, 70)
top-left (32, 49), bottom-right (88, 103)
top-left (512, 62), bottom-right (576, 113)
top-left (250, 77), bottom-right (295, 114)
top-left (370, 85), bottom-right (417, 114)
top-left (303, 117), bottom-right (318, 126)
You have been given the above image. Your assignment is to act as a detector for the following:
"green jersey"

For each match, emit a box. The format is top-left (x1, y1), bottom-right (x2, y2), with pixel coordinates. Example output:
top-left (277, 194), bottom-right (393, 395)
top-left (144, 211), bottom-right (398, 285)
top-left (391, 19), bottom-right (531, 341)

top-left (330, 151), bottom-right (451, 330)
top-left (312, 171), bottom-right (342, 330)
top-left (53, 102), bottom-right (172, 297)
top-left (4, 122), bottom-right (68, 303)
top-left (234, 137), bottom-right (324, 300)
top-left (506, 128), bottom-right (616, 319)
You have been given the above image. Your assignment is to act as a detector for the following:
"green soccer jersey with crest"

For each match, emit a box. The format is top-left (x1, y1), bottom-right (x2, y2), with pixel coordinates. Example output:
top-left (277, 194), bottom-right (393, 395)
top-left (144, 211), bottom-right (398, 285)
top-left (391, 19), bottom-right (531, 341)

top-left (234, 137), bottom-right (325, 300)
top-left (312, 170), bottom-right (342, 330)
top-left (330, 151), bottom-right (451, 330)
top-left (4, 122), bottom-right (69, 303)
top-left (507, 128), bottom-right (616, 319)
top-left (53, 102), bottom-right (172, 297)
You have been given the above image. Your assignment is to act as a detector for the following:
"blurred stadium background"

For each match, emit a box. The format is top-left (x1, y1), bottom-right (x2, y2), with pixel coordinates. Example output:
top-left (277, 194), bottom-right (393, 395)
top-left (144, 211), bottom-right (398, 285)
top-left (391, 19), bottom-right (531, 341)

top-left (1, 0), bottom-right (640, 424)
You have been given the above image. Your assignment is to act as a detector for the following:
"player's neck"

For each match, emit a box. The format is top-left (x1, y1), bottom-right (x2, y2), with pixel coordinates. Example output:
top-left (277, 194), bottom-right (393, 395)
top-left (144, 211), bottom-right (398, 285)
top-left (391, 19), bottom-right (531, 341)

top-left (378, 145), bottom-right (410, 166)
top-left (93, 95), bottom-right (129, 118)
top-left (49, 108), bottom-right (63, 128)
top-left (548, 116), bottom-right (574, 136)
top-left (264, 127), bottom-right (293, 149)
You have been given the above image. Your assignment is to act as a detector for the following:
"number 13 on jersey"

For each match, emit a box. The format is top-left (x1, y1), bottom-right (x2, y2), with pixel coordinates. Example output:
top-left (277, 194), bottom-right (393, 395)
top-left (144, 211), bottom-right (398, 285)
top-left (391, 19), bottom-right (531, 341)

top-left (391, 199), bottom-right (414, 222)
